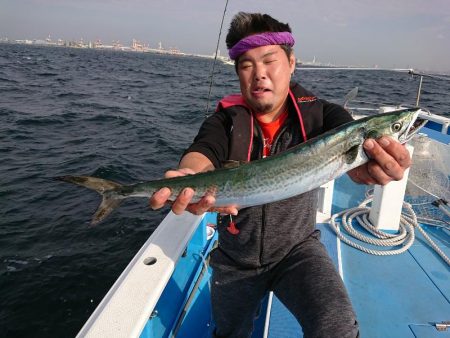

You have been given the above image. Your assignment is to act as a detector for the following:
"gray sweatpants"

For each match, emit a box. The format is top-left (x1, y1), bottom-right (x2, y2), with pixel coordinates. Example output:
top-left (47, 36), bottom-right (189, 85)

top-left (211, 233), bottom-right (359, 338)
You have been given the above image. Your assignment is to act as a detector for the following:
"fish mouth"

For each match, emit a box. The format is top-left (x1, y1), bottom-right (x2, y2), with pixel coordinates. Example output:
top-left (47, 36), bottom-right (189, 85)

top-left (402, 116), bottom-right (427, 143)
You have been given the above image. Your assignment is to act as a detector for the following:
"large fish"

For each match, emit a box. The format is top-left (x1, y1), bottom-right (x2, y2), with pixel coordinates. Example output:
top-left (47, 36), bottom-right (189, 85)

top-left (57, 108), bottom-right (426, 225)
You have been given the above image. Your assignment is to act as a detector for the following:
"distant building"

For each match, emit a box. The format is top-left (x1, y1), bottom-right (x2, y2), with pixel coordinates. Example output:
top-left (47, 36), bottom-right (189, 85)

top-left (132, 39), bottom-right (144, 51)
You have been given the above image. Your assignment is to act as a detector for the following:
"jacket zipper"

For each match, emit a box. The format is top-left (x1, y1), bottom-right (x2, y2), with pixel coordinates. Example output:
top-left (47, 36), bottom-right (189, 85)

top-left (253, 122), bottom-right (266, 265)
top-left (260, 205), bottom-right (266, 265)
top-left (256, 122), bottom-right (289, 265)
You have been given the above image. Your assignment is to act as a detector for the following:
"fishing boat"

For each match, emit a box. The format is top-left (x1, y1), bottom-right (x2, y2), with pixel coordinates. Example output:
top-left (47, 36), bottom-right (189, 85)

top-left (75, 71), bottom-right (450, 337)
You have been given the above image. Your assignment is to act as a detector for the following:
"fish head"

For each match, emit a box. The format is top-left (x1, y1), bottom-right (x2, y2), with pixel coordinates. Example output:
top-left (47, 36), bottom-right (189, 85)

top-left (364, 108), bottom-right (427, 144)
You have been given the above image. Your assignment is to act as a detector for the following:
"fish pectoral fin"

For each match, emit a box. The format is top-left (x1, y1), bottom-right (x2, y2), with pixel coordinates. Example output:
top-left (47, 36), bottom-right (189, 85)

top-left (344, 145), bottom-right (360, 164)
top-left (222, 160), bottom-right (246, 169)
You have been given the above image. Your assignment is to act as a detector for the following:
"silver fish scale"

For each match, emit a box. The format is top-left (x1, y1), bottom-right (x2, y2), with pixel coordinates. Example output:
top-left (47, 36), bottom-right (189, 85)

top-left (201, 127), bottom-right (362, 208)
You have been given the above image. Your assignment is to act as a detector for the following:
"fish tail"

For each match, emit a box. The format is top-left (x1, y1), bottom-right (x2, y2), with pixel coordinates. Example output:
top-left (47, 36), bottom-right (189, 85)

top-left (56, 175), bottom-right (123, 225)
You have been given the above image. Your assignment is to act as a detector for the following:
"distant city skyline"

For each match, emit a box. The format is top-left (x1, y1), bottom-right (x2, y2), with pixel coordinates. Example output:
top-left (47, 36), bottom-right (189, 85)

top-left (1, 0), bottom-right (449, 72)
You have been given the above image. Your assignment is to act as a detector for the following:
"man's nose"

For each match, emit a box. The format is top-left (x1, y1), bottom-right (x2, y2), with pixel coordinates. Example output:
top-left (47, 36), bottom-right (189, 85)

top-left (254, 64), bottom-right (267, 80)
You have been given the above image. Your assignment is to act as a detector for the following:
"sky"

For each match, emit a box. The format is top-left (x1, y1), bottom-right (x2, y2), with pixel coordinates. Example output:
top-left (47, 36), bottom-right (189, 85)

top-left (1, 0), bottom-right (450, 72)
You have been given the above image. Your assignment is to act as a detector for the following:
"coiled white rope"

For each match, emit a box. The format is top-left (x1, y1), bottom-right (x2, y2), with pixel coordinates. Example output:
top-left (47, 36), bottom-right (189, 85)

top-left (329, 198), bottom-right (450, 266)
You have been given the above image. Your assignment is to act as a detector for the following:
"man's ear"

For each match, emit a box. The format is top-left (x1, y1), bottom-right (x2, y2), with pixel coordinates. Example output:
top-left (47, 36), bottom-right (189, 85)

top-left (289, 53), bottom-right (296, 73)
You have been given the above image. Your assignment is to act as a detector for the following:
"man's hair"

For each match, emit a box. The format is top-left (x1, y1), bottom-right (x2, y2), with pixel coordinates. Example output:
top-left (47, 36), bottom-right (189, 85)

top-left (226, 12), bottom-right (293, 62)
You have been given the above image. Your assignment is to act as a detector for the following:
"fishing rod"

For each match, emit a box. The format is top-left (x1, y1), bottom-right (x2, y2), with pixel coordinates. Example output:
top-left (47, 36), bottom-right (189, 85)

top-left (407, 69), bottom-right (450, 81)
top-left (205, 0), bottom-right (230, 118)
top-left (296, 67), bottom-right (413, 72)
top-left (407, 70), bottom-right (450, 106)
top-left (297, 66), bottom-right (450, 106)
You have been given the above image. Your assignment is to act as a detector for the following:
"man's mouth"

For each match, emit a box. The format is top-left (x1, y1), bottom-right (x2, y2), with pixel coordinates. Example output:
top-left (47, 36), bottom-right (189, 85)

top-left (252, 87), bottom-right (271, 94)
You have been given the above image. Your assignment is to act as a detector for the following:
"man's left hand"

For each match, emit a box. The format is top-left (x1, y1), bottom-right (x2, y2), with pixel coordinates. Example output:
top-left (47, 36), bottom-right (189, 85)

top-left (348, 136), bottom-right (411, 185)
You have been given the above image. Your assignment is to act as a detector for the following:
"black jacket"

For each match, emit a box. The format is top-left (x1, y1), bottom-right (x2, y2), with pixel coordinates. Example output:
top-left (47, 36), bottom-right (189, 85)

top-left (184, 82), bottom-right (353, 269)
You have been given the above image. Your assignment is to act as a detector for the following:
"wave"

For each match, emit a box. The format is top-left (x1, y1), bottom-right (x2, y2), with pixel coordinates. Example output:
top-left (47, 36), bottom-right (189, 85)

top-left (56, 92), bottom-right (91, 99)
top-left (36, 72), bottom-right (58, 77)
top-left (15, 116), bottom-right (66, 126)
top-left (70, 101), bottom-right (125, 111)
top-left (0, 76), bottom-right (18, 84)
top-left (91, 164), bottom-right (138, 182)
top-left (81, 113), bottom-right (134, 127)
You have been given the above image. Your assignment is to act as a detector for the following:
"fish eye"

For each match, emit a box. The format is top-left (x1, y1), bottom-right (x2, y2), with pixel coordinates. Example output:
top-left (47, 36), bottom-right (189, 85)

top-left (392, 122), bottom-right (402, 132)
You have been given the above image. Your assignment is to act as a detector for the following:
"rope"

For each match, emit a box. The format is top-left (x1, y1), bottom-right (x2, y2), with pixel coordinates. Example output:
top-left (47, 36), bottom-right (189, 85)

top-left (329, 197), bottom-right (450, 266)
top-left (205, 0), bottom-right (229, 118)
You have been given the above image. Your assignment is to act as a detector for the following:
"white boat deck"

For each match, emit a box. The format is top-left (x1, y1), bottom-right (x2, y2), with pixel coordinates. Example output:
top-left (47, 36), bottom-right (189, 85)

top-left (264, 175), bottom-right (450, 338)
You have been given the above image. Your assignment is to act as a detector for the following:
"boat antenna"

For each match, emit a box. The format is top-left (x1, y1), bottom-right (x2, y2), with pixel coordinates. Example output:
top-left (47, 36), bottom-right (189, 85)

top-left (205, 0), bottom-right (229, 118)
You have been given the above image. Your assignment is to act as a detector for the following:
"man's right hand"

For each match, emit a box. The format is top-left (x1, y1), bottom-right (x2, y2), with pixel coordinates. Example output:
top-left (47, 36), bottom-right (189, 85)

top-left (149, 168), bottom-right (239, 216)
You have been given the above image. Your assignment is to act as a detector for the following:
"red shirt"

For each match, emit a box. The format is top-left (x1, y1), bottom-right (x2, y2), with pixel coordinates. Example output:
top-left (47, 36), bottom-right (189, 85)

top-left (256, 111), bottom-right (288, 157)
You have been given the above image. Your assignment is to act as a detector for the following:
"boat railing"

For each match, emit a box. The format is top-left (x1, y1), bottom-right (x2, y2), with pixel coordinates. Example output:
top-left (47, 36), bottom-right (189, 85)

top-left (76, 212), bottom-right (205, 338)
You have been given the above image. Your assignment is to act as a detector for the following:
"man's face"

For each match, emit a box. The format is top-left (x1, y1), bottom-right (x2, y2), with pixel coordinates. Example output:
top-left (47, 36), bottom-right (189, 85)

top-left (237, 45), bottom-right (295, 118)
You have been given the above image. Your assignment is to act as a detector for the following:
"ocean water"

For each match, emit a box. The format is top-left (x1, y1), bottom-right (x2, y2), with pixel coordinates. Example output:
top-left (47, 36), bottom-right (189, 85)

top-left (0, 43), bottom-right (449, 337)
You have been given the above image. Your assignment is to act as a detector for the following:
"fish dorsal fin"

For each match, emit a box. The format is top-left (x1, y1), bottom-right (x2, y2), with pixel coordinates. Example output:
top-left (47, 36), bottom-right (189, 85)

top-left (345, 145), bottom-right (360, 164)
top-left (222, 160), bottom-right (246, 169)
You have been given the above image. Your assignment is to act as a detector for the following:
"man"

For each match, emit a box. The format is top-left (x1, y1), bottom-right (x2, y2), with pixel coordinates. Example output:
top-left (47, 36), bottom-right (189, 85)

top-left (150, 12), bottom-right (411, 338)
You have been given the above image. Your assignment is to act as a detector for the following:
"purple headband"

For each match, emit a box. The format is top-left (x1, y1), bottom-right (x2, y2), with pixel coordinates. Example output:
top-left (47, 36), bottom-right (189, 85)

top-left (228, 31), bottom-right (295, 60)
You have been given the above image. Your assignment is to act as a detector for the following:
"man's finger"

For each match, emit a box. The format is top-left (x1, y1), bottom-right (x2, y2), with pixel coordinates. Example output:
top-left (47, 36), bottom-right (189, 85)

top-left (165, 168), bottom-right (196, 179)
top-left (210, 206), bottom-right (239, 216)
top-left (165, 170), bottom-right (186, 179)
top-left (348, 164), bottom-right (376, 185)
top-left (172, 188), bottom-right (195, 215)
top-left (367, 161), bottom-right (396, 185)
top-left (363, 138), bottom-right (404, 180)
top-left (149, 187), bottom-right (172, 210)
top-left (187, 195), bottom-right (215, 215)
top-left (376, 137), bottom-right (411, 169)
